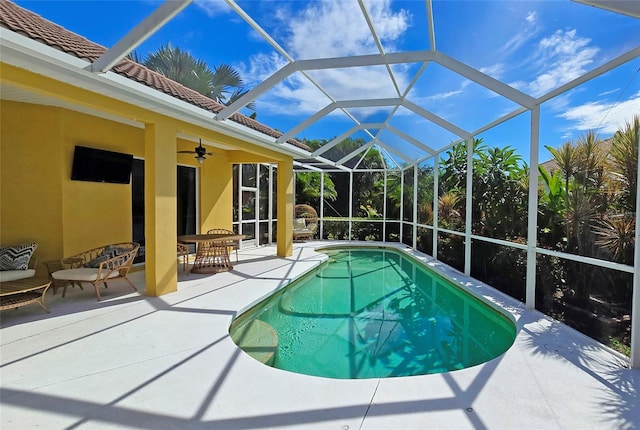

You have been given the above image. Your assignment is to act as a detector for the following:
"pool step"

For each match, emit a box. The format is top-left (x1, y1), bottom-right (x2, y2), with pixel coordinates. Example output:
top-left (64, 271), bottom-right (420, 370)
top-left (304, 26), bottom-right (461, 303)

top-left (230, 319), bottom-right (278, 366)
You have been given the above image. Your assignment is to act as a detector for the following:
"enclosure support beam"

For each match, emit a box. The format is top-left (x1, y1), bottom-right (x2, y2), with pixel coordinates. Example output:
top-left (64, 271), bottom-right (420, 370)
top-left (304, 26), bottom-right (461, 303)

top-left (464, 137), bottom-right (474, 276)
top-left (525, 106), bottom-right (540, 310)
top-left (320, 172), bottom-right (325, 240)
top-left (433, 153), bottom-right (439, 260)
top-left (89, 0), bottom-right (191, 72)
top-left (348, 171), bottom-right (354, 241)
top-left (631, 133), bottom-right (640, 368)
top-left (383, 172), bottom-right (388, 240)
top-left (413, 166), bottom-right (418, 250)
top-left (400, 170), bottom-right (405, 243)
top-left (268, 165), bottom-right (275, 245)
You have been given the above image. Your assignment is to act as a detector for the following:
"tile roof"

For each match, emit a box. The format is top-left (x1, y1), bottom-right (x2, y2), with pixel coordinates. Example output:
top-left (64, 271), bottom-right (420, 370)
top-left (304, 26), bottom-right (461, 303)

top-left (0, 0), bottom-right (309, 151)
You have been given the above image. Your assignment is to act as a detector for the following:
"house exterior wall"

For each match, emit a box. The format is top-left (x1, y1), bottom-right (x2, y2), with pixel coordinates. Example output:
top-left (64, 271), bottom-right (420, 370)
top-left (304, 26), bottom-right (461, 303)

top-left (1, 101), bottom-right (65, 272)
top-left (1, 65), bottom-right (294, 295)
top-left (59, 108), bottom-right (144, 256)
top-left (0, 100), bottom-right (242, 279)
top-left (1, 101), bottom-right (147, 272)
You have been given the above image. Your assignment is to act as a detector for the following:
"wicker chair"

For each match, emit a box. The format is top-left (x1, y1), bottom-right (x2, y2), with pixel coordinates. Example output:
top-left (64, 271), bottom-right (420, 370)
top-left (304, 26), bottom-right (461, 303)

top-left (293, 204), bottom-right (318, 241)
top-left (48, 242), bottom-right (139, 301)
top-left (177, 242), bottom-right (190, 273)
top-left (206, 228), bottom-right (239, 262)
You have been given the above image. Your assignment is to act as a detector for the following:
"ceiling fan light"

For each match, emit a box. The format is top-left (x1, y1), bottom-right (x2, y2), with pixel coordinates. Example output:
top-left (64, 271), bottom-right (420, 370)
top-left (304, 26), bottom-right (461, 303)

top-left (196, 155), bottom-right (206, 164)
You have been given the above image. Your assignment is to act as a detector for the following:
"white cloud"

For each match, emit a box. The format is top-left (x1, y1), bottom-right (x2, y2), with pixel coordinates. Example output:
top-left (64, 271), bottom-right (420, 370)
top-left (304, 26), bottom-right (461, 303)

top-left (544, 93), bottom-right (572, 113)
top-left (423, 90), bottom-right (464, 102)
top-left (239, 52), bottom-right (327, 114)
top-left (194, 0), bottom-right (230, 17)
top-left (241, 52), bottom-right (288, 86)
top-left (498, 11), bottom-right (540, 57)
top-left (525, 29), bottom-right (599, 97)
top-left (598, 88), bottom-right (620, 97)
top-left (561, 131), bottom-right (573, 140)
top-left (244, 0), bottom-right (412, 116)
top-left (526, 11), bottom-right (537, 24)
top-left (407, 78), bottom-right (468, 108)
top-left (559, 91), bottom-right (640, 135)
top-left (480, 63), bottom-right (505, 80)
top-left (285, 0), bottom-right (410, 59)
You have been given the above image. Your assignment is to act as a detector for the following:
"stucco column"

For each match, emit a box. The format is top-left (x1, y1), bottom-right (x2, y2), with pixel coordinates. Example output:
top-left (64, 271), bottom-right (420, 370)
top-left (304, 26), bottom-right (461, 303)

top-left (144, 122), bottom-right (178, 296)
top-left (276, 157), bottom-right (293, 257)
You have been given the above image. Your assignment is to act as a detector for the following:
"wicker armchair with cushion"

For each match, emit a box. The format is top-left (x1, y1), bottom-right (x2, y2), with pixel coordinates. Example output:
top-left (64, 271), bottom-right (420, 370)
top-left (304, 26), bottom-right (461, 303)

top-left (48, 242), bottom-right (139, 301)
top-left (293, 204), bottom-right (318, 241)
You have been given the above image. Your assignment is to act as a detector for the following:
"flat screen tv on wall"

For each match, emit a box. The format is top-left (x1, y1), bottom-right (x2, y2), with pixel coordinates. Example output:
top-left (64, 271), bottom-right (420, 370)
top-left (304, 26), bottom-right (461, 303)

top-left (71, 145), bottom-right (134, 184)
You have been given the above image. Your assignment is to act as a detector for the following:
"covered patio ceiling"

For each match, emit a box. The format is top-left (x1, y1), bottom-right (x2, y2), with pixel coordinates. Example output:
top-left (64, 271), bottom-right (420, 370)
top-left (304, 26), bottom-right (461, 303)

top-left (78, 0), bottom-right (640, 173)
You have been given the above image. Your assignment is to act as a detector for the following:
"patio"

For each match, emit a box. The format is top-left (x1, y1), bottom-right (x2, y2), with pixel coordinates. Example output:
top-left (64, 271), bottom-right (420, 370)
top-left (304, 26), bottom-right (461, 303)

top-left (1, 243), bottom-right (637, 429)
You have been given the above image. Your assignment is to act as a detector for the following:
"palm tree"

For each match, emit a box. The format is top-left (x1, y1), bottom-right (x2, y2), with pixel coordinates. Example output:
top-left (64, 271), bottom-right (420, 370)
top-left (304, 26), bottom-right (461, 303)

top-left (295, 171), bottom-right (337, 207)
top-left (593, 216), bottom-right (635, 265)
top-left (142, 43), bottom-right (213, 95)
top-left (545, 140), bottom-right (585, 255)
top-left (609, 114), bottom-right (639, 212)
top-left (575, 130), bottom-right (606, 192)
top-left (139, 43), bottom-right (254, 109)
top-left (438, 191), bottom-right (463, 230)
top-left (545, 141), bottom-right (579, 217)
top-left (209, 64), bottom-right (254, 109)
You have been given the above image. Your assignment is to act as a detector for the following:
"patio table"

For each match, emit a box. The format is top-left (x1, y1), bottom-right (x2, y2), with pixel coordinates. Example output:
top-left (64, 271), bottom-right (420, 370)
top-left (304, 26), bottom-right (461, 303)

top-left (178, 233), bottom-right (245, 274)
top-left (0, 277), bottom-right (52, 313)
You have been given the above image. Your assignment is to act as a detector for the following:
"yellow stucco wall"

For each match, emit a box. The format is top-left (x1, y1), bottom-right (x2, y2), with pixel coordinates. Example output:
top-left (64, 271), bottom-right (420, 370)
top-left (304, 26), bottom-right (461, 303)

top-left (0, 100), bottom-right (145, 275)
top-left (1, 102), bottom-right (64, 268)
top-left (59, 109), bottom-right (145, 255)
top-left (199, 149), bottom-right (233, 232)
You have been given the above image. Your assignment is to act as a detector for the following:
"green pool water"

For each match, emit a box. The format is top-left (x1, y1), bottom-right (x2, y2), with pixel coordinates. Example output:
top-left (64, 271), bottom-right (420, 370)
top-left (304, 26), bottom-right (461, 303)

top-left (230, 247), bottom-right (516, 379)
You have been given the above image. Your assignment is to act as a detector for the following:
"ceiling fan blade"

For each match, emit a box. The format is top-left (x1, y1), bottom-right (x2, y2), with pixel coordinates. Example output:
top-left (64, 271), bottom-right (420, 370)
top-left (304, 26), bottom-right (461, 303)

top-left (177, 150), bottom-right (196, 154)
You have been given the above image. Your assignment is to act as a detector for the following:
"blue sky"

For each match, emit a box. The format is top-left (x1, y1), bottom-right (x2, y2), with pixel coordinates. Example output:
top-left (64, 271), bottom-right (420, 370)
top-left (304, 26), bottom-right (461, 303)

top-left (14, 0), bottom-right (640, 164)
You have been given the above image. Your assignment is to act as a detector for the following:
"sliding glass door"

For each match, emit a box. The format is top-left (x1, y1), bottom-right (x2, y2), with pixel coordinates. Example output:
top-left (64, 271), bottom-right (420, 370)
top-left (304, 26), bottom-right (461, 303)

top-left (131, 159), bottom-right (145, 263)
top-left (131, 163), bottom-right (198, 261)
top-left (177, 165), bottom-right (197, 237)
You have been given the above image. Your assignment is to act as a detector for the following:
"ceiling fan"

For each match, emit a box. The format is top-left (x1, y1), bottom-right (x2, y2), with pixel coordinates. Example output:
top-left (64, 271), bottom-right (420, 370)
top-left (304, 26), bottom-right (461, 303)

top-left (177, 139), bottom-right (213, 164)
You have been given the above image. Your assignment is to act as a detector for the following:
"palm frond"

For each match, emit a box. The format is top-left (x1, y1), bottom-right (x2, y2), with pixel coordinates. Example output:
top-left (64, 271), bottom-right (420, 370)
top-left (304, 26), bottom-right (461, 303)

top-left (593, 216), bottom-right (635, 264)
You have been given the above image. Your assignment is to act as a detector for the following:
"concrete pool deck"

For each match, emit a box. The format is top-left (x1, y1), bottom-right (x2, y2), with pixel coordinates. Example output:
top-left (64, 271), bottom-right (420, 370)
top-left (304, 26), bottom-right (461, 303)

top-left (1, 242), bottom-right (638, 429)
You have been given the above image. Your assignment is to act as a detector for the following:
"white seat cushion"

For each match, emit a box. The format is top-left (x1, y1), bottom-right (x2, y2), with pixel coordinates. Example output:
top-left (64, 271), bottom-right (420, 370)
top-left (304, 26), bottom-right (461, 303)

top-left (0, 269), bottom-right (35, 282)
top-left (52, 268), bottom-right (120, 282)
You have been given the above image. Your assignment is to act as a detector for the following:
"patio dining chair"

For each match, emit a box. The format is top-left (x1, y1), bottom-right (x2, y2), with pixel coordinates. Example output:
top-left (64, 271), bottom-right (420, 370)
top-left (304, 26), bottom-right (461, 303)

top-left (177, 242), bottom-right (190, 273)
top-left (206, 228), bottom-right (239, 262)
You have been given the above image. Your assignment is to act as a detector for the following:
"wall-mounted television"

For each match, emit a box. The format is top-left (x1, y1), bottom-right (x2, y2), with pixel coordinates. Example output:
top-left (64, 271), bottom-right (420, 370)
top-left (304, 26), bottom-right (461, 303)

top-left (71, 145), bottom-right (134, 184)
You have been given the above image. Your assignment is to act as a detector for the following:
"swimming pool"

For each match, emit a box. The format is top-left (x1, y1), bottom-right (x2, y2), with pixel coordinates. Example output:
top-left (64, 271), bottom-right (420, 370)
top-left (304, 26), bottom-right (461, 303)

top-left (230, 247), bottom-right (516, 379)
